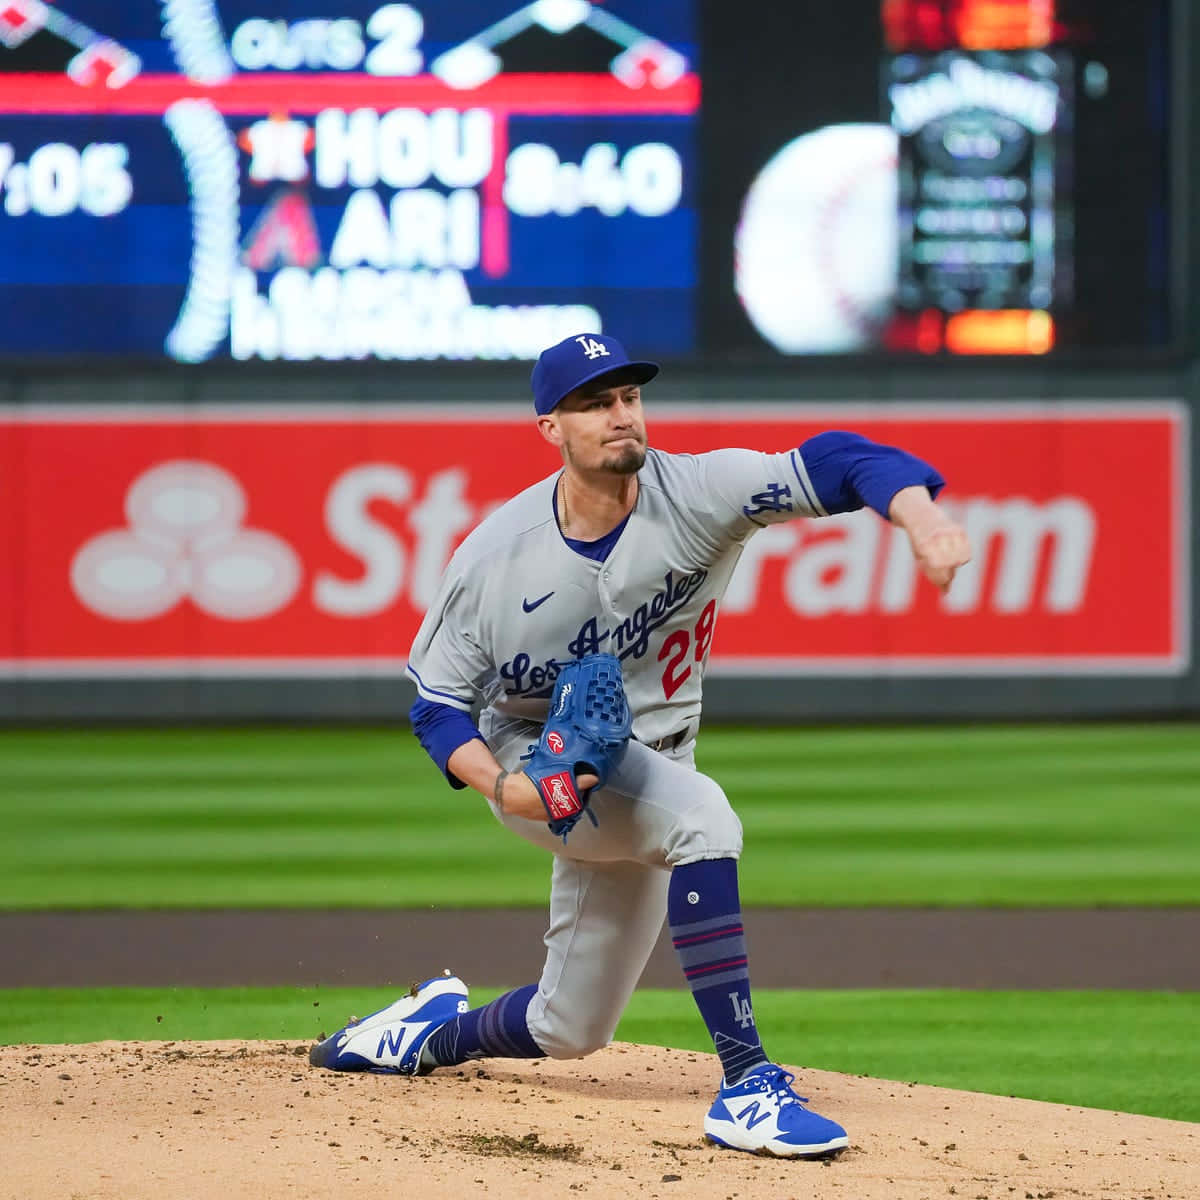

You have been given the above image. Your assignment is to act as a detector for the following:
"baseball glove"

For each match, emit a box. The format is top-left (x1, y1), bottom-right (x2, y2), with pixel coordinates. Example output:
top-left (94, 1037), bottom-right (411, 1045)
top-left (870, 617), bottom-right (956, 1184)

top-left (521, 653), bottom-right (633, 841)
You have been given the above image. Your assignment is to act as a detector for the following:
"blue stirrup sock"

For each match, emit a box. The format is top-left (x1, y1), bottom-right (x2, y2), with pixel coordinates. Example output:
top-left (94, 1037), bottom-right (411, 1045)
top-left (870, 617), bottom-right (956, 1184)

top-left (422, 983), bottom-right (544, 1067)
top-left (668, 857), bottom-right (770, 1084)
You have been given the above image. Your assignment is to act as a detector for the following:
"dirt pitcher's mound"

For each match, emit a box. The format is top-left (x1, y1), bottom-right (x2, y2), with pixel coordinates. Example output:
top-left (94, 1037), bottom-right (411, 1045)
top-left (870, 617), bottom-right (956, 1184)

top-left (3, 1041), bottom-right (1195, 1200)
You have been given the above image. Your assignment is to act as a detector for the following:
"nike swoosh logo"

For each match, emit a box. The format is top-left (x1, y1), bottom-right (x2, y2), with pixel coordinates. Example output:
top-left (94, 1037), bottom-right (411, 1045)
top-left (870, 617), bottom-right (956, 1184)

top-left (522, 592), bottom-right (554, 613)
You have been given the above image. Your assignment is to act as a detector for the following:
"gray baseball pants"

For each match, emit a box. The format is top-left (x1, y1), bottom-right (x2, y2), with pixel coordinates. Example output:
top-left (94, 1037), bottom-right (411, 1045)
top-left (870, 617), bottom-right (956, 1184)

top-left (488, 728), bottom-right (744, 1060)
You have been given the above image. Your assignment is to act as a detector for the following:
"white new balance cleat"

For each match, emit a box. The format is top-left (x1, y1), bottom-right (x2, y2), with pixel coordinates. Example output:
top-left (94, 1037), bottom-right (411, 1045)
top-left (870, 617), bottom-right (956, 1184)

top-left (308, 970), bottom-right (468, 1075)
top-left (704, 1063), bottom-right (849, 1158)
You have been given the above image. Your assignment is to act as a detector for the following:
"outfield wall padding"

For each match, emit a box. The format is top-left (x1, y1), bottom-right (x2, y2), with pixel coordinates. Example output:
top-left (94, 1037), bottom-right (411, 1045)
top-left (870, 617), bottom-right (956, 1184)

top-left (2, 361), bottom-right (1196, 721)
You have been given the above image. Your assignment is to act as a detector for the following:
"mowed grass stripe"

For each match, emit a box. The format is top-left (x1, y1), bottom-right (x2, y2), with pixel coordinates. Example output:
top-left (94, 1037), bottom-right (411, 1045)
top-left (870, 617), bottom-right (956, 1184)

top-left (19, 866), bottom-right (548, 909)
top-left (2, 724), bottom-right (1198, 909)
top-left (696, 723), bottom-right (1198, 759)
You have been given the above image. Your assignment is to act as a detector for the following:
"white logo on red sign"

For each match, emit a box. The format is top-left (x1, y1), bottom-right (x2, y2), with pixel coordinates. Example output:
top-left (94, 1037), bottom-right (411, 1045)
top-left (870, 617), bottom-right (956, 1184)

top-left (546, 730), bottom-right (565, 754)
top-left (70, 460), bottom-right (301, 622)
top-left (722, 499), bottom-right (1098, 618)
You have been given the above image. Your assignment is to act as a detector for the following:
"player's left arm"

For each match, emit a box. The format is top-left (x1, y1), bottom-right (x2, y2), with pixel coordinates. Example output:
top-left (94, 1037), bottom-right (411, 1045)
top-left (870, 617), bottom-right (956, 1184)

top-left (800, 430), bottom-right (970, 593)
top-left (700, 430), bottom-right (945, 530)
top-left (886, 484), bottom-right (971, 594)
top-left (700, 431), bottom-right (969, 591)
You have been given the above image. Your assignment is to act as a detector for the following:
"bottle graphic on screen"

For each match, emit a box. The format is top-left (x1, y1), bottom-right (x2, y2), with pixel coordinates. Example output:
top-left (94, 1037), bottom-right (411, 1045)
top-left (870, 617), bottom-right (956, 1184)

top-left (882, 0), bottom-right (1071, 354)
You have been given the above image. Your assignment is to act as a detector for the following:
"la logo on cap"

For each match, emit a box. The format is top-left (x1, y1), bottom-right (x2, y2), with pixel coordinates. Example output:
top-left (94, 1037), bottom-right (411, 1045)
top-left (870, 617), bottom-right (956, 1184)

top-left (575, 335), bottom-right (610, 360)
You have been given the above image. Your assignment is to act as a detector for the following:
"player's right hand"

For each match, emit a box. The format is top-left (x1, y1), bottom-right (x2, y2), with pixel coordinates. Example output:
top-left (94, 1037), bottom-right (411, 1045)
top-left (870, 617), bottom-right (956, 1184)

top-left (500, 769), bottom-right (599, 820)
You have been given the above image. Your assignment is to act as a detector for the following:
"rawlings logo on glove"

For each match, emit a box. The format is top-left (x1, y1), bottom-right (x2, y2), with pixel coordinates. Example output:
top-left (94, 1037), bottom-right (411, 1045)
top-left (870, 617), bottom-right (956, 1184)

top-left (521, 653), bottom-right (632, 841)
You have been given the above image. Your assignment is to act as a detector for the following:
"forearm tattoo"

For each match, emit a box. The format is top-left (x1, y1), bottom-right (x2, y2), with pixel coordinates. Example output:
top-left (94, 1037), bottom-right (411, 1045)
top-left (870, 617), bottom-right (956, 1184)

top-left (494, 768), bottom-right (510, 809)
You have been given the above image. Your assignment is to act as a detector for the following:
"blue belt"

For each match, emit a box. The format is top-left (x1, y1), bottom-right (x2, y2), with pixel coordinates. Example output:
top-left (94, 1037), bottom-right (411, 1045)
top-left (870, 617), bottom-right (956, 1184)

top-left (643, 729), bottom-right (687, 753)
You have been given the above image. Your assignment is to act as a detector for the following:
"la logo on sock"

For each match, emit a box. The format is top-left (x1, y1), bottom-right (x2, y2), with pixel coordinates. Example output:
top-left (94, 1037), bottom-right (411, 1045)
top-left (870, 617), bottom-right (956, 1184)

top-left (729, 993), bottom-right (755, 1029)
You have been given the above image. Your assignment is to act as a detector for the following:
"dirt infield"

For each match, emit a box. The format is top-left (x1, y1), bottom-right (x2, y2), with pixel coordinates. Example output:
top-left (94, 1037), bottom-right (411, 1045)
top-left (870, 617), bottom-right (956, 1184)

top-left (5, 909), bottom-right (1198, 1197)
top-left (4, 1039), bottom-right (1197, 1200)
top-left (4, 907), bottom-right (1200, 989)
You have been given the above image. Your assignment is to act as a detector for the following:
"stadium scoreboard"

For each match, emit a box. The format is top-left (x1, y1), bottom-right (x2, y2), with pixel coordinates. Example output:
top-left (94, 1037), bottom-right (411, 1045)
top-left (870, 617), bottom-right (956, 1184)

top-left (0, 1), bottom-right (1181, 363)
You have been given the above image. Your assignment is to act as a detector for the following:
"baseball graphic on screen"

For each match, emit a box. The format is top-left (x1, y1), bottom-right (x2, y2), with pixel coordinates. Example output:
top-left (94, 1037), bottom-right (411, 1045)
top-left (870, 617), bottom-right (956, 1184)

top-left (734, 123), bottom-right (898, 355)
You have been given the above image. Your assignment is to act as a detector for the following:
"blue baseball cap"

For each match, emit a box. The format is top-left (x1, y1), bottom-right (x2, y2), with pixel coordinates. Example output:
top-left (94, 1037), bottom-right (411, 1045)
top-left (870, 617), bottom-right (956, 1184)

top-left (531, 333), bottom-right (659, 416)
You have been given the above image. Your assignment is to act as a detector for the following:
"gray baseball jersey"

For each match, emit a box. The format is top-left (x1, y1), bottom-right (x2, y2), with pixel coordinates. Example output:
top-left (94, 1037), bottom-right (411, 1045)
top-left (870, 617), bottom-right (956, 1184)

top-left (406, 443), bottom-right (835, 1057)
top-left (406, 445), bottom-right (826, 747)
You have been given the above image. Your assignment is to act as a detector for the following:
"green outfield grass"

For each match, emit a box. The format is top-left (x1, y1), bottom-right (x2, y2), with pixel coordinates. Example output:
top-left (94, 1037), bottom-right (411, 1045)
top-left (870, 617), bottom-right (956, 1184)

top-left (1, 986), bottom-right (1195, 1123)
top-left (2, 724), bottom-right (1198, 908)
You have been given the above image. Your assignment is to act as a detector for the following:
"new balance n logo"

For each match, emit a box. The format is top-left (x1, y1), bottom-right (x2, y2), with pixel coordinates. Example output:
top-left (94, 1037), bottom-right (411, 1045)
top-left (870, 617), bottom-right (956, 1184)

top-left (735, 1101), bottom-right (774, 1130)
top-left (377, 1028), bottom-right (407, 1058)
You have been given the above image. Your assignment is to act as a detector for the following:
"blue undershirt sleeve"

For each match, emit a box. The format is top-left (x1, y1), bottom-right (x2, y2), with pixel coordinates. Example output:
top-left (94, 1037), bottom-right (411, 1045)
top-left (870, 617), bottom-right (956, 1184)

top-left (409, 696), bottom-right (485, 790)
top-left (798, 431), bottom-right (945, 518)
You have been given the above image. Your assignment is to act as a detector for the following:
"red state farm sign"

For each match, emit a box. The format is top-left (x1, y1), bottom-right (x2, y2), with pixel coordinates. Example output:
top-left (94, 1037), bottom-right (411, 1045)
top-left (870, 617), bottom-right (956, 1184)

top-left (0, 402), bottom-right (1188, 676)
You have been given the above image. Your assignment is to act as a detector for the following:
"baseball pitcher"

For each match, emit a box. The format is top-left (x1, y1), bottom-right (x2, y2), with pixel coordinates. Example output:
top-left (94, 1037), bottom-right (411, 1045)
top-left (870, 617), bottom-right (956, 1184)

top-left (310, 332), bottom-right (971, 1158)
